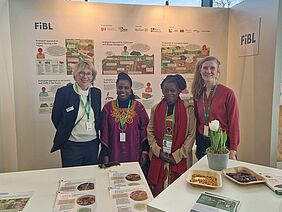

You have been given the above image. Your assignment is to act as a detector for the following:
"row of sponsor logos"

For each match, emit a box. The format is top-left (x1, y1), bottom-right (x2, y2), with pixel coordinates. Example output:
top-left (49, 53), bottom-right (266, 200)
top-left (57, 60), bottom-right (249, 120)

top-left (101, 26), bottom-right (210, 33)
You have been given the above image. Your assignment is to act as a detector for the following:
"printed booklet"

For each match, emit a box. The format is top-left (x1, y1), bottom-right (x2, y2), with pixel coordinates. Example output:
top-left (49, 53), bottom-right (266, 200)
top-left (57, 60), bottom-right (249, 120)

top-left (260, 173), bottom-right (282, 195)
top-left (108, 170), bottom-right (145, 188)
top-left (110, 185), bottom-right (152, 212)
top-left (53, 178), bottom-right (96, 212)
top-left (0, 191), bottom-right (33, 211)
top-left (190, 192), bottom-right (240, 212)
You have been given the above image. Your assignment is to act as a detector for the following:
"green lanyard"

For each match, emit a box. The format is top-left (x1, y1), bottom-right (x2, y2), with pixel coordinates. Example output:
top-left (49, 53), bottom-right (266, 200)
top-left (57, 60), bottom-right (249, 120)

top-left (75, 84), bottom-right (91, 120)
top-left (202, 83), bottom-right (218, 125)
top-left (117, 100), bottom-right (131, 131)
top-left (163, 105), bottom-right (175, 138)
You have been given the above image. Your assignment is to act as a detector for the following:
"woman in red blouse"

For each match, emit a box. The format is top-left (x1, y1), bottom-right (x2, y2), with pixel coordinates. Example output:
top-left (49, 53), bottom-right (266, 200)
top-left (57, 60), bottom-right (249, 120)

top-left (191, 56), bottom-right (239, 160)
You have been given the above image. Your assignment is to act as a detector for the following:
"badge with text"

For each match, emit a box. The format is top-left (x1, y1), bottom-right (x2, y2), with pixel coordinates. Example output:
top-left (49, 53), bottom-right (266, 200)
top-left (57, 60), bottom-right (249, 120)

top-left (66, 106), bottom-right (74, 112)
top-left (86, 121), bottom-right (93, 131)
top-left (120, 132), bottom-right (126, 142)
top-left (163, 139), bottom-right (172, 154)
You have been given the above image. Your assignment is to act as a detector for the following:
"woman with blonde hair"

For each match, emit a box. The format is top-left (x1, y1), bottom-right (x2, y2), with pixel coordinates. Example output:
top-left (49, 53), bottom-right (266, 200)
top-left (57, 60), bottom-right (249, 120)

top-left (191, 56), bottom-right (239, 160)
top-left (51, 60), bottom-right (101, 167)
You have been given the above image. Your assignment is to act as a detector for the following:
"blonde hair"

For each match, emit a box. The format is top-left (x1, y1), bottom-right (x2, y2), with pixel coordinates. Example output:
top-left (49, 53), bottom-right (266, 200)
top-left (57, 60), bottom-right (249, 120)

top-left (73, 60), bottom-right (97, 83)
top-left (191, 56), bottom-right (221, 100)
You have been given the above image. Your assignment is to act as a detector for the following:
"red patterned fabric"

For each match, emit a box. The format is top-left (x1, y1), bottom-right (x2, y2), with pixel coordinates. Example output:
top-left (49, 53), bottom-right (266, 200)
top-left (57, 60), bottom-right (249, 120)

top-left (148, 98), bottom-right (187, 196)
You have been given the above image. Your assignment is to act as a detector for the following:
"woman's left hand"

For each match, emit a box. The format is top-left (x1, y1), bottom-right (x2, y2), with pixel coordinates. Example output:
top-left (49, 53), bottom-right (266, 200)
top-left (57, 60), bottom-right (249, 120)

top-left (229, 150), bottom-right (237, 160)
top-left (140, 152), bottom-right (149, 167)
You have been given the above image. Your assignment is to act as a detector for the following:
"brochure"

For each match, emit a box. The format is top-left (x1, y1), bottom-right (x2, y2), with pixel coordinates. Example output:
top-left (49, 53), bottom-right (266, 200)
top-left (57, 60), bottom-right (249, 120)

top-left (0, 191), bottom-right (33, 211)
top-left (53, 178), bottom-right (96, 212)
top-left (110, 185), bottom-right (152, 212)
top-left (260, 173), bottom-right (282, 195)
top-left (58, 178), bottom-right (95, 193)
top-left (190, 192), bottom-right (240, 212)
top-left (109, 170), bottom-right (144, 188)
top-left (53, 190), bottom-right (96, 212)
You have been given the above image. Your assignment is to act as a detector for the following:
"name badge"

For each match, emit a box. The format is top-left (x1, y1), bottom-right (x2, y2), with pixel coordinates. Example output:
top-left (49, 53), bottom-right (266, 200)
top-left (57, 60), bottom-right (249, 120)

top-left (204, 125), bottom-right (209, 137)
top-left (86, 121), bottom-right (93, 131)
top-left (66, 106), bottom-right (74, 112)
top-left (120, 132), bottom-right (126, 142)
top-left (163, 139), bottom-right (172, 154)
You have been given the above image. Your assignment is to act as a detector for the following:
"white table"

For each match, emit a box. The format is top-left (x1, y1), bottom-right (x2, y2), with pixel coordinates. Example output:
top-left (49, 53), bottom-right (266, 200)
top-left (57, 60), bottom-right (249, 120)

top-left (147, 156), bottom-right (282, 212)
top-left (0, 162), bottom-right (153, 211)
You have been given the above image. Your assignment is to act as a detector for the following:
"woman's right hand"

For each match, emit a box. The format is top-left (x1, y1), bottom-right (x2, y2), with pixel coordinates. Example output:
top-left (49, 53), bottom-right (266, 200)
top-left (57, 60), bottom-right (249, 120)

top-left (159, 150), bottom-right (170, 163)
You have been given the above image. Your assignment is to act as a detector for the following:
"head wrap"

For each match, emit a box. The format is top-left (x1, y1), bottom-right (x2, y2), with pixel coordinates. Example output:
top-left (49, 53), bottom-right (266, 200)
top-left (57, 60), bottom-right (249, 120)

top-left (116, 72), bottom-right (132, 86)
top-left (161, 74), bottom-right (186, 91)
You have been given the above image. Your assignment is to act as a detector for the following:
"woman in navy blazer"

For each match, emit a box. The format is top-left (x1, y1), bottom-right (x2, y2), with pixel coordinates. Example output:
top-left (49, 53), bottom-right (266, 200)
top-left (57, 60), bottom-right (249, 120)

top-left (51, 60), bottom-right (101, 167)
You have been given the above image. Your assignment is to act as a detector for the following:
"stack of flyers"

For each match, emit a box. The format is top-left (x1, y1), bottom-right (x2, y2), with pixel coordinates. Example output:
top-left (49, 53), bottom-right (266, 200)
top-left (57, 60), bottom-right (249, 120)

top-left (109, 170), bottom-right (144, 188)
top-left (110, 185), bottom-right (153, 212)
top-left (190, 192), bottom-right (240, 212)
top-left (53, 178), bottom-right (96, 212)
top-left (260, 173), bottom-right (282, 195)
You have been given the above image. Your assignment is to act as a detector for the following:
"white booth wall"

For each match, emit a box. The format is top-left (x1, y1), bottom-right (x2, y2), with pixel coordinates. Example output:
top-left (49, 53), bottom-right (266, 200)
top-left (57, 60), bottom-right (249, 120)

top-left (0, 0), bottom-right (280, 172)
top-left (227, 0), bottom-right (281, 167)
top-left (0, 0), bottom-right (18, 172)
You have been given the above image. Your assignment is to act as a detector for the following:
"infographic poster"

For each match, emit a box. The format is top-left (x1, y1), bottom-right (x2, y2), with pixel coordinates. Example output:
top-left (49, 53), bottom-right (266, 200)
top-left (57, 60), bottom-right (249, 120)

top-left (161, 42), bottom-right (210, 74)
top-left (38, 79), bottom-right (71, 114)
top-left (102, 41), bottom-right (154, 75)
top-left (66, 39), bottom-right (95, 75)
top-left (35, 39), bottom-right (66, 75)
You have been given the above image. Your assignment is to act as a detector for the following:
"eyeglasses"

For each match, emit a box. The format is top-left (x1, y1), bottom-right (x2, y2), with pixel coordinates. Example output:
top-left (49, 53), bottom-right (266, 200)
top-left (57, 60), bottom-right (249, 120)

top-left (78, 71), bottom-right (93, 77)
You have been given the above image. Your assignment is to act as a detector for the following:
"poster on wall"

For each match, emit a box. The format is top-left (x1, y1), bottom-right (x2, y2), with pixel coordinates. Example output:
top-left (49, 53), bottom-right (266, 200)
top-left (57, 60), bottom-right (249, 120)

top-left (66, 39), bottom-right (95, 75)
top-left (35, 39), bottom-right (66, 75)
top-left (101, 41), bottom-right (154, 75)
top-left (161, 42), bottom-right (210, 74)
top-left (38, 79), bottom-right (71, 114)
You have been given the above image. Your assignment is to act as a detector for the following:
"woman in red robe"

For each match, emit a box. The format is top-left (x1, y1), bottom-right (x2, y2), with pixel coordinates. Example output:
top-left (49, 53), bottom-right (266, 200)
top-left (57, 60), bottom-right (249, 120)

top-left (147, 74), bottom-right (196, 196)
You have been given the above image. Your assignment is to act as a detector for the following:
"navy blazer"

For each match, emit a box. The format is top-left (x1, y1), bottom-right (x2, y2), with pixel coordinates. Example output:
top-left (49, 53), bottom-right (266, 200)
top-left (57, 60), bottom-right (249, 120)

top-left (50, 84), bottom-right (101, 153)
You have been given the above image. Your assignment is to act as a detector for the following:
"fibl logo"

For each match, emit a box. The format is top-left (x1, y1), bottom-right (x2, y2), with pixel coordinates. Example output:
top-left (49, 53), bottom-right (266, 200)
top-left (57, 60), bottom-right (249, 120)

top-left (240, 32), bottom-right (256, 45)
top-left (34, 22), bottom-right (53, 30)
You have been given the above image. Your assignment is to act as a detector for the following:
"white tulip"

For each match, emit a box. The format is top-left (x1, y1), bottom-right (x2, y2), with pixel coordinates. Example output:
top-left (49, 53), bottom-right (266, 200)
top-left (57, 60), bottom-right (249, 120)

top-left (209, 120), bottom-right (220, 131)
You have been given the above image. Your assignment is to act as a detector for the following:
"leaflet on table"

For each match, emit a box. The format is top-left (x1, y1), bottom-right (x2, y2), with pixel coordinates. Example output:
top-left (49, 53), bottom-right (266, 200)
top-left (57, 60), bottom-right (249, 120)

top-left (260, 173), bottom-right (282, 195)
top-left (53, 190), bottom-right (96, 212)
top-left (110, 185), bottom-right (152, 212)
top-left (58, 178), bottom-right (95, 192)
top-left (0, 191), bottom-right (33, 211)
top-left (109, 170), bottom-right (145, 188)
top-left (190, 192), bottom-right (240, 212)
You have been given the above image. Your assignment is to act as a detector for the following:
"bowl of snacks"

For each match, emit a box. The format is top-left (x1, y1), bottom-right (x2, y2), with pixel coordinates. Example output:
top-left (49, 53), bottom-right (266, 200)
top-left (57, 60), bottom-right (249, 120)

top-left (186, 170), bottom-right (222, 188)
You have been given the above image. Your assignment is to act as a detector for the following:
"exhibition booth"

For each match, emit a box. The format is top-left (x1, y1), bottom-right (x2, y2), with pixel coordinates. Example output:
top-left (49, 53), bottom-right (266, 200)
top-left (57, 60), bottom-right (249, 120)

top-left (0, 0), bottom-right (281, 173)
top-left (0, 0), bottom-right (282, 211)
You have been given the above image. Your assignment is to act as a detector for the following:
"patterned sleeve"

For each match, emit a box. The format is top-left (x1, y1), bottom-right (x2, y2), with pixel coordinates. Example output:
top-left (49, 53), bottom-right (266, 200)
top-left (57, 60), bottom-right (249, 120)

top-left (100, 102), bottom-right (110, 149)
top-left (138, 102), bottom-right (149, 144)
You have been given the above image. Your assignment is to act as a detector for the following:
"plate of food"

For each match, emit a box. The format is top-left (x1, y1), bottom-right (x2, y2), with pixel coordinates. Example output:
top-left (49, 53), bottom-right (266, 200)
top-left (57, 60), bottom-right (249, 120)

top-left (222, 166), bottom-right (265, 185)
top-left (186, 170), bottom-right (222, 188)
top-left (125, 173), bottom-right (141, 181)
top-left (129, 190), bottom-right (148, 201)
